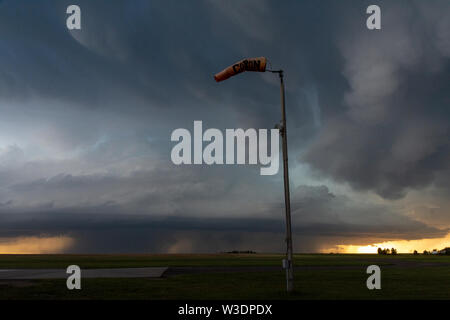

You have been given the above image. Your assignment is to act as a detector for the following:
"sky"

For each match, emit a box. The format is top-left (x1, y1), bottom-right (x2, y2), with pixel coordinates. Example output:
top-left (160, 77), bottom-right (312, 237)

top-left (0, 0), bottom-right (449, 253)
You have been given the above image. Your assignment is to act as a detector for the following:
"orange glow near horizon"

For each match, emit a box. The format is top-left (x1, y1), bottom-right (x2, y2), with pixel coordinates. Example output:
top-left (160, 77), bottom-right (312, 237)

top-left (333, 233), bottom-right (450, 254)
top-left (0, 236), bottom-right (74, 254)
top-left (1, 233), bottom-right (449, 254)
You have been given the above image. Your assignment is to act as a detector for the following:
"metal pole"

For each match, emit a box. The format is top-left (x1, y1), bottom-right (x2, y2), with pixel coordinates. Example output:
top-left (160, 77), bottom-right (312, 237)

top-left (279, 71), bottom-right (294, 292)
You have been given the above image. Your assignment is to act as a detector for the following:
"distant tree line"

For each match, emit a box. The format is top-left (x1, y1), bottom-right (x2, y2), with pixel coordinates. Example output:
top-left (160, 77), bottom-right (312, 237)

top-left (410, 248), bottom-right (449, 255)
top-left (224, 250), bottom-right (257, 254)
top-left (377, 248), bottom-right (397, 255)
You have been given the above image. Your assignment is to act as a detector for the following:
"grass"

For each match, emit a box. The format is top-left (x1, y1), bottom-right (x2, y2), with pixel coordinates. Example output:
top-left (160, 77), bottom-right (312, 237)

top-left (3, 253), bottom-right (448, 269)
top-left (0, 254), bottom-right (449, 300)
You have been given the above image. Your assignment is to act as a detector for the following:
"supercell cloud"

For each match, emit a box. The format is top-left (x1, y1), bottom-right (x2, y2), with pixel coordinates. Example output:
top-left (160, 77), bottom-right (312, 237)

top-left (0, 0), bottom-right (449, 253)
top-left (303, 1), bottom-right (450, 199)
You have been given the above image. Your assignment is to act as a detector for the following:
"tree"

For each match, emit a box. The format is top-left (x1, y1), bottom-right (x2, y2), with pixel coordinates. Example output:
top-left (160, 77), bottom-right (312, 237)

top-left (377, 248), bottom-right (383, 255)
top-left (413, 250), bottom-right (418, 255)
top-left (423, 250), bottom-right (429, 255)
top-left (391, 248), bottom-right (397, 255)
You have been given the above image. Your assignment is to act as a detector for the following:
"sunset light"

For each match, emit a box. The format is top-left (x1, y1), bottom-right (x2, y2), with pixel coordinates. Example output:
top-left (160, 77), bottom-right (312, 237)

top-left (333, 233), bottom-right (450, 254)
top-left (0, 236), bottom-right (74, 254)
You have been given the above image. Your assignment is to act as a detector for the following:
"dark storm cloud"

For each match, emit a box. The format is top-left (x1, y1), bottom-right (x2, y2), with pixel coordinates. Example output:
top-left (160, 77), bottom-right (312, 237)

top-left (0, 0), bottom-right (449, 252)
top-left (302, 1), bottom-right (450, 199)
top-left (0, 208), bottom-right (446, 253)
top-left (0, 0), bottom-right (345, 141)
top-left (1, 178), bottom-right (446, 252)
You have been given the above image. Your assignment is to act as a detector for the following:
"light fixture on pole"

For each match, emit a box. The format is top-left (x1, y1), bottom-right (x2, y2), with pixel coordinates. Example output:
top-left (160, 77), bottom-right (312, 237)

top-left (214, 57), bottom-right (294, 292)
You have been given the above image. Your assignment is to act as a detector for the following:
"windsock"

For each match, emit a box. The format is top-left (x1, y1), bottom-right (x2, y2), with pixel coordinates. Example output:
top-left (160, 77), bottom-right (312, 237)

top-left (214, 57), bottom-right (267, 82)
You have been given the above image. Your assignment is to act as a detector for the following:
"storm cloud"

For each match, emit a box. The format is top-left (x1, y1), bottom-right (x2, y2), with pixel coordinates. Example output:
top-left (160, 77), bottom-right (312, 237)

top-left (303, 1), bottom-right (450, 199)
top-left (0, 0), bottom-right (449, 253)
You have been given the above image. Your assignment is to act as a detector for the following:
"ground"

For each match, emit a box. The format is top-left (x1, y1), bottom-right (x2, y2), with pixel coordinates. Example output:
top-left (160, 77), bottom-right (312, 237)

top-left (0, 254), bottom-right (449, 300)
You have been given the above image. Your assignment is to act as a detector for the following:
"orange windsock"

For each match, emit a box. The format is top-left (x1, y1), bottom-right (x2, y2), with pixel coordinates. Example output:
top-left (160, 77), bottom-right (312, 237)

top-left (214, 57), bottom-right (267, 82)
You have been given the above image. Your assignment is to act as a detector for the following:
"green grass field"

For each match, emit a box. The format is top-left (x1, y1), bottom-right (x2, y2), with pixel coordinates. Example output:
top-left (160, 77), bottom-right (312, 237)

top-left (0, 254), bottom-right (449, 300)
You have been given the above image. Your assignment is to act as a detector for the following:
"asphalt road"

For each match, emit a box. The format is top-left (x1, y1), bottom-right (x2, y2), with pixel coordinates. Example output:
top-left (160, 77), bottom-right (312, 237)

top-left (0, 267), bottom-right (168, 279)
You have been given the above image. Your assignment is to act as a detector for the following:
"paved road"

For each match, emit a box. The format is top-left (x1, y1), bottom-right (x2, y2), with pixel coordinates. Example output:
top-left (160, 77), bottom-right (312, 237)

top-left (0, 267), bottom-right (168, 279)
